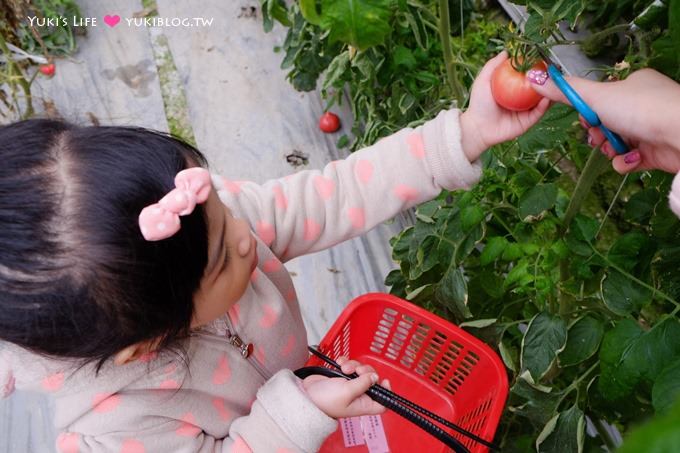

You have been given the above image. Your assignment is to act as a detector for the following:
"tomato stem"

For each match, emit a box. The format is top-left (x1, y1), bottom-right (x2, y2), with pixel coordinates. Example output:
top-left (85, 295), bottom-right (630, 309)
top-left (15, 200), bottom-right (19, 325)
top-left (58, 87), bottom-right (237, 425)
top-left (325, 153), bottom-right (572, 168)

top-left (438, 0), bottom-right (464, 106)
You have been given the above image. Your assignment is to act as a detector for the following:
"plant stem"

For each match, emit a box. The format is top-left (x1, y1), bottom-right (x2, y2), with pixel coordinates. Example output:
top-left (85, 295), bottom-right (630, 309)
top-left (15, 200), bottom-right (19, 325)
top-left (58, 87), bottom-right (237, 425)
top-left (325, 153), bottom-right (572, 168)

top-left (558, 150), bottom-right (609, 315)
top-left (562, 150), bottom-right (609, 230)
top-left (596, 174), bottom-right (628, 239)
top-left (438, 0), bottom-right (464, 105)
top-left (593, 417), bottom-right (618, 451)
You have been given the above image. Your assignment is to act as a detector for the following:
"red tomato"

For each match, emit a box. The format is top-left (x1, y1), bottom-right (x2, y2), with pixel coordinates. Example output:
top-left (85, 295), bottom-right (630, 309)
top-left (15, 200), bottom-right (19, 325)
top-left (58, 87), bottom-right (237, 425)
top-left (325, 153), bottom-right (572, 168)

top-left (319, 112), bottom-right (340, 133)
top-left (39, 64), bottom-right (56, 77)
top-left (491, 59), bottom-right (546, 111)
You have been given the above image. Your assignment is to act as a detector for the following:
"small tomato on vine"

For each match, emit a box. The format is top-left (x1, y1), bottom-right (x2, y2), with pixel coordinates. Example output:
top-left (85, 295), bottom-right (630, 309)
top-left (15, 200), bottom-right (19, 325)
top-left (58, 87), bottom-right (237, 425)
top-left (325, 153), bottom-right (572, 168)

top-left (39, 63), bottom-right (56, 77)
top-left (319, 112), bottom-right (341, 133)
top-left (491, 59), bottom-right (546, 111)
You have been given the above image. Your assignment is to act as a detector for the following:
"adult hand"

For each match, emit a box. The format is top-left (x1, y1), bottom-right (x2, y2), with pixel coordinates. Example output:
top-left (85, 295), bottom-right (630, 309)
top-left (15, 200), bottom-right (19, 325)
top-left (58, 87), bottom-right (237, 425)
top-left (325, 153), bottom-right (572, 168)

top-left (460, 51), bottom-right (552, 163)
top-left (301, 356), bottom-right (391, 419)
top-left (528, 68), bottom-right (680, 175)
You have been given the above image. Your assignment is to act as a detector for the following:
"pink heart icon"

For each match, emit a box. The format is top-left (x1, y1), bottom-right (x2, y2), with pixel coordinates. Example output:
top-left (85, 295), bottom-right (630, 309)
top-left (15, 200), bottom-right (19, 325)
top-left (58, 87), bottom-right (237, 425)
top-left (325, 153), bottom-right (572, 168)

top-left (104, 14), bottom-right (121, 27)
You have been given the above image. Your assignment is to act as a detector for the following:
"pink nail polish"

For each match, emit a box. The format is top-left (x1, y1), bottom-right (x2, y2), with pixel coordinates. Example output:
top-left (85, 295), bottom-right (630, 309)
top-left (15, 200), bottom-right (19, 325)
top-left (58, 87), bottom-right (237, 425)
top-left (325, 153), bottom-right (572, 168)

top-left (624, 151), bottom-right (641, 164)
top-left (527, 69), bottom-right (548, 85)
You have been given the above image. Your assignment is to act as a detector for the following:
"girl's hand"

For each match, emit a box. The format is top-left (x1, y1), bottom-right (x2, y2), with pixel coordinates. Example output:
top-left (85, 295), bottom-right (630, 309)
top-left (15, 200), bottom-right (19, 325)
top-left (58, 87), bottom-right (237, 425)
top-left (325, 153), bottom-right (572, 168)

top-left (301, 356), bottom-right (391, 419)
top-left (460, 51), bottom-right (551, 163)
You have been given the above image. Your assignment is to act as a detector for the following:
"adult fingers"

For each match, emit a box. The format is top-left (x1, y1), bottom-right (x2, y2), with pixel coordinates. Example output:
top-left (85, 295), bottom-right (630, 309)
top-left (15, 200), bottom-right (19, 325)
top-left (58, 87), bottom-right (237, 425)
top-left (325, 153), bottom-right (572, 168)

top-left (588, 127), bottom-right (606, 148)
top-left (529, 75), bottom-right (611, 112)
top-left (612, 150), bottom-right (642, 175)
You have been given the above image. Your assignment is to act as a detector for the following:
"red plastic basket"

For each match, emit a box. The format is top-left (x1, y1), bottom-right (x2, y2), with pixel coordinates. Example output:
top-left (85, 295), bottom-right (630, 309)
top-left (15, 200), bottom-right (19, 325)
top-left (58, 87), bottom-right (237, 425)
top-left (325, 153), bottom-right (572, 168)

top-left (307, 293), bottom-right (508, 453)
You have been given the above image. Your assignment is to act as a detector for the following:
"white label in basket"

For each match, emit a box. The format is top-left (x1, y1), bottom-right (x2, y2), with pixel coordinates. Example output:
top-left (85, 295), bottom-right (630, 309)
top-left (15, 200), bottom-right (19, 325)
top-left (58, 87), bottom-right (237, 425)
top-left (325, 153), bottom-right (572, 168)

top-left (339, 415), bottom-right (389, 451)
top-left (361, 415), bottom-right (390, 453)
top-left (340, 416), bottom-right (365, 447)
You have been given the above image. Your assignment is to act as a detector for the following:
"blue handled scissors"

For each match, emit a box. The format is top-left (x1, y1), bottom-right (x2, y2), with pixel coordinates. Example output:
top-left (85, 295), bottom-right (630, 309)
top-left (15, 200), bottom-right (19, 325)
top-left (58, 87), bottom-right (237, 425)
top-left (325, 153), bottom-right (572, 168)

top-left (535, 46), bottom-right (629, 155)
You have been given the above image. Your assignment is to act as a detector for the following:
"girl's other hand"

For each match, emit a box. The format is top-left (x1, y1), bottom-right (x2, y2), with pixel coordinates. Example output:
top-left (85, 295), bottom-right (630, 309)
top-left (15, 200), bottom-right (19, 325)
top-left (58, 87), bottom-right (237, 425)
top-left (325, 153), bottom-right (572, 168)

top-left (460, 51), bottom-right (551, 162)
top-left (301, 356), bottom-right (391, 419)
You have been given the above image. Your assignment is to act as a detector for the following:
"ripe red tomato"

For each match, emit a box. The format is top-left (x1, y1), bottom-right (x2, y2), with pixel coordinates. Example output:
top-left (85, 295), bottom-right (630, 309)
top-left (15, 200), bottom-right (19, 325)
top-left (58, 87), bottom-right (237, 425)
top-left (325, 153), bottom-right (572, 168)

top-left (39, 64), bottom-right (56, 77)
top-left (491, 59), bottom-right (546, 111)
top-left (319, 112), bottom-right (340, 133)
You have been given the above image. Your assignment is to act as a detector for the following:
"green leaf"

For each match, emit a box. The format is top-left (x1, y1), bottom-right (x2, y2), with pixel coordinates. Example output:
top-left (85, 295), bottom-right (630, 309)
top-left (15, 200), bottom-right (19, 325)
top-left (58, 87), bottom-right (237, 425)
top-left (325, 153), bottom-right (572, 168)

top-left (435, 267), bottom-right (470, 318)
top-left (322, 50), bottom-right (350, 90)
top-left (652, 358), bottom-right (680, 413)
top-left (559, 316), bottom-right (604, 367)
top-left (519, 183), bottom-right (557, 222)
top-left (572, 215), bottom-right (599, 242)
top-left (392, 45), bottom-right (417, 70)
top-left (459, 318), bottom-right (497, 328)
top-left (521, 312), bottom-right (568, 381)
top-left (320, 0), bottom-right (395, 51)
top-left (517, 104), bottom-right (578, 153)
top-left (505, 260), bottom-right (530, 287)
top-left (500, 340), bottom-right (519, 372)
top-left (618, 396), bottom-right (680, 453)
top-left (624, 189), bottom-right (659, 225)
top-left (461, 205), bottom-right (485, 232)
top-left (536, 405), bottom-right (585, 453)
top-left (300, 0), bottom-right (323, 25)
top-left (601, 270), bottom-right (653, 316)
top-left (413, 235), bottom-right (440, 277)
top-left (670, 0), bottom-right (680, 61)
top-left (480, 236), bottom-right (508, 266)
top-left (502, 242), bottom-right (523, 261)
top-left (509, 371), bottom-right (563, 426)
top-left (479, 269), bottom-right (505, 299)
top-left (607, 231), bottom-right (654, 273)
top-left (599, 318), bottom-right (680, 402)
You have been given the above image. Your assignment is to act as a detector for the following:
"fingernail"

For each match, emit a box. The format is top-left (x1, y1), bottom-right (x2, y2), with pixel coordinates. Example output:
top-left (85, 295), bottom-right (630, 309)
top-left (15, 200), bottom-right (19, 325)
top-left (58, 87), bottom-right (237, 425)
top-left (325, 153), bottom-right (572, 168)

top-left (527, 69), bottom-right (548, 85)
top-left (370, 373), bottom-right (378, 384)
top-left (587, 134), bottom-right (593, 146)
top-left (624, 151), bottom-right (640, 164)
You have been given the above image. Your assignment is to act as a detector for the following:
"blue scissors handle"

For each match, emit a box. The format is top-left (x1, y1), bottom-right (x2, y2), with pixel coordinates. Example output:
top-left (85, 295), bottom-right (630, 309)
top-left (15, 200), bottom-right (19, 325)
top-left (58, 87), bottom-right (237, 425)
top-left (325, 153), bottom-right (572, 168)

top-left (546, 65), bottom-right (629, 155)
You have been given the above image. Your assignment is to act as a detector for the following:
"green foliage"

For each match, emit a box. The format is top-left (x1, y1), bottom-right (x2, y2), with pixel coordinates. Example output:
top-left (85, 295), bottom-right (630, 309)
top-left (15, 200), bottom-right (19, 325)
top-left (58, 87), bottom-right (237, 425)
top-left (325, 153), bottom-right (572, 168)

top-left (0, 0), bottom-right (82, 119)
top-left (262, 0), bottom-right (507, 149)
top-left (262, 0), bottom-right (680, 450)
top-left (14, 0), bottom-right (82, 56)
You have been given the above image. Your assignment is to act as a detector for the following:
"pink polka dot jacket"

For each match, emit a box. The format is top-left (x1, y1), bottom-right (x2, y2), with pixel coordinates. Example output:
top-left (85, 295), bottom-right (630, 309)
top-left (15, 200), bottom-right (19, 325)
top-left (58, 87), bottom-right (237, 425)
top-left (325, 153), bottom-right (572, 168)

top-left (0, 109), bottom-right (482, 452)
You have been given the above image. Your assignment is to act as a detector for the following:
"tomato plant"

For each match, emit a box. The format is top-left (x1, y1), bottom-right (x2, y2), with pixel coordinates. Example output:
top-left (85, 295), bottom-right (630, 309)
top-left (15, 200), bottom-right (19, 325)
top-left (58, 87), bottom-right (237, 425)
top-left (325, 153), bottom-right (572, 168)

top-left (491, 58), bottom-right (546, 111)
top-left (263, 0), bottom-right (680, 450)
top-left (0, 0), bottom-right (82, 120)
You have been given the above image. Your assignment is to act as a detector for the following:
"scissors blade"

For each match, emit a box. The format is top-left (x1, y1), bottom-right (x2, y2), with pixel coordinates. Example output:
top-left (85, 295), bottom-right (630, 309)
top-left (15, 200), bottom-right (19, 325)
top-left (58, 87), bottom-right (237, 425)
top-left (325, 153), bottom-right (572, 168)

top-left (534, 46), bottom-right (559, 70)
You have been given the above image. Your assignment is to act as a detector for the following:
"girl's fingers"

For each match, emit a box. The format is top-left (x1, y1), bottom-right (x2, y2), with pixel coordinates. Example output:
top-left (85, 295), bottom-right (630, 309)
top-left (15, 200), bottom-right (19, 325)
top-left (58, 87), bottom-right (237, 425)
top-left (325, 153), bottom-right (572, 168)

top-left (612, 150), bottom-right (642, 174)
top-left (579, 115), bottom-right (590, 129)
top-left (346, 373), bottom-right (378, 399)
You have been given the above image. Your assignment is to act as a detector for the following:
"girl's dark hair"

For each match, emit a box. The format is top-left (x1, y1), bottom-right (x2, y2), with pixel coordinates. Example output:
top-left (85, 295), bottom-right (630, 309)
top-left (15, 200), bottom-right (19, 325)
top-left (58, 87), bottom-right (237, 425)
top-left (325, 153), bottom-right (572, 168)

top-left (0, 119), bottom-right (209, 369)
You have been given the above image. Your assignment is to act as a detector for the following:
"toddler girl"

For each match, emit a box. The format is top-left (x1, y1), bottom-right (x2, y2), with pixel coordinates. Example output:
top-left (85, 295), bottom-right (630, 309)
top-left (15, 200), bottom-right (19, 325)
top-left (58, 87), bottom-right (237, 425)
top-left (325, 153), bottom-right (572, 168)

top-left (0, 52), bottom-right (549, 452)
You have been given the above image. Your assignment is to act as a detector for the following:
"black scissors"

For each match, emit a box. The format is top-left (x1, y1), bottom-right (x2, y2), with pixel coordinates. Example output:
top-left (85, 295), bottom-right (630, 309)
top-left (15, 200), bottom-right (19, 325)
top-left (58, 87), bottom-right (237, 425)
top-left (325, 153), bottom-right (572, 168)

top-left (295, 346), bottom-right (501, 452)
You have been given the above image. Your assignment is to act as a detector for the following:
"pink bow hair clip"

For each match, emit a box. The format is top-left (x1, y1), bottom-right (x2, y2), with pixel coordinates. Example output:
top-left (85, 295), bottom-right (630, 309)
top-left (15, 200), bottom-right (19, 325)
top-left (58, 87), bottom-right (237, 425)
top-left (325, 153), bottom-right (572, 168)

top-left (138, 167), bottom-right (212, 241)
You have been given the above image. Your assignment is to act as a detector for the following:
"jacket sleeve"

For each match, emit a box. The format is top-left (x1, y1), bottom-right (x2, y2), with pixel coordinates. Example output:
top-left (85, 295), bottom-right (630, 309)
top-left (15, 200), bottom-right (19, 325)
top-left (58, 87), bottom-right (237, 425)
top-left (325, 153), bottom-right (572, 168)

top-left (669, 171), bottom-right (680, 219)
top-left (54, 370), bottom-right (336, 453)
top-left (214, 109), bottom-right (482, 262)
